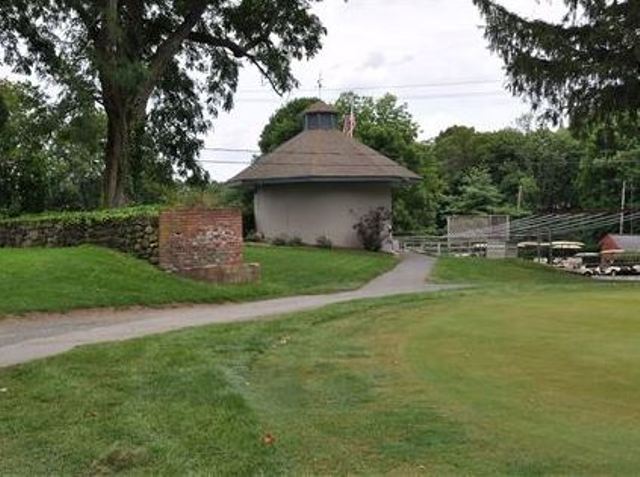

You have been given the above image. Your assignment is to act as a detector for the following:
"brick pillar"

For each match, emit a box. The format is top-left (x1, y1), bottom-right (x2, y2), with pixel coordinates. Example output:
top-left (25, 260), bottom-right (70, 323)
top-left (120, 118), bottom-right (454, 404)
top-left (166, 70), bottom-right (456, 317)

top-left (159, 207), bottom-right (259, 284)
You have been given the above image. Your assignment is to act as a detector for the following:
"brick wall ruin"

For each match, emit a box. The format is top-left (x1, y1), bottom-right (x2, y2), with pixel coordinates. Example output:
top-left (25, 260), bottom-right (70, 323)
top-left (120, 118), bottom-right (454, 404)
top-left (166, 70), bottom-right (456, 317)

top-left (0, 207), bottom-right (260, 284)
top-left (158, 208), bottom-right (260, 284)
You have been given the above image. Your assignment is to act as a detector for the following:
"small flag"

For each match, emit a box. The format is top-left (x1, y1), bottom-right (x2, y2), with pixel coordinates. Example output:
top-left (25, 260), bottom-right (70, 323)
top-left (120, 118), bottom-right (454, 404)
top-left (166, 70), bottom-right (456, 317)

top-left (343, 103), bottom-right (356, 138)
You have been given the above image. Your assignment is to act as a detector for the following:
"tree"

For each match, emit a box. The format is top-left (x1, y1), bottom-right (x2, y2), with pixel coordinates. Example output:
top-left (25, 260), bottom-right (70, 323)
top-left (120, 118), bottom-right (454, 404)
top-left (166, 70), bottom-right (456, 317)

top-left (447, 167), bottom-right (505, 215)
top-left (523, 129), bottom-right (584, 212)
top-left (577, 124), bottom-right (640, 210)
top-left (473, 0), bottom-right (640, 129)
top-left (431, 126), bottom-right (485, 185)
top-left (335, 93), bottom-right (444, 232)
top-left (0, 80), bottom-right (104, 215)
top-left (0, 1), bottom-right (326, 207)
top-left (259, 97), bottom-right (319, 153)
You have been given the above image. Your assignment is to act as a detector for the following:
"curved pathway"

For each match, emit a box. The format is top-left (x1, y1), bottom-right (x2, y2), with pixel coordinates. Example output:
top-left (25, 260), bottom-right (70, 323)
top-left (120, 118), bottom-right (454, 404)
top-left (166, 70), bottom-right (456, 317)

top-left (0, 253), bottom-right (459, 368)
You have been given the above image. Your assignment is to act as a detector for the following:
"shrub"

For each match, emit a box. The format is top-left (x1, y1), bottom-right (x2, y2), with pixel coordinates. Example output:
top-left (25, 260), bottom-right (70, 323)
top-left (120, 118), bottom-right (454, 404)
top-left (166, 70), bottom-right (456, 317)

top-left (167, 187), bottom-right (221, 209)
top-left (0, 205), bottom-right (161, 226)
top-left (245, 231), bottom-right (265, 243)
top-left (353, 207), bottom-right (392, 252)
top-left (316, 235), bottom-right (333, 249)
top-left (288, 236), bottom-right (304, 246)
top-left (271, 234), bottom-right (289, 246)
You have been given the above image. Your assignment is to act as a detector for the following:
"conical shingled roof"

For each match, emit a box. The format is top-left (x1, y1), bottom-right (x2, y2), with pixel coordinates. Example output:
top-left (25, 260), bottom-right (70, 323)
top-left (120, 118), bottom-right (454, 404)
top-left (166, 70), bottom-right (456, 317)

top-left (228, 128), bottom-right (421, 186)
top-left (303, 101), bottom-right (338, 114)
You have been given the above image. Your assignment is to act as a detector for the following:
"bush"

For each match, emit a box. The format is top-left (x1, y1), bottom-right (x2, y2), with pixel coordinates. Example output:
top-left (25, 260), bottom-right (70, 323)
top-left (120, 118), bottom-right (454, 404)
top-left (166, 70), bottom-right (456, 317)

top-left (316, 235), bottom-right (333, 249)
top-left (0, 205), bottom-right (161, 226)
top-left (270, 234), bottom-right (304, 247)
top-left (353, 207), bottom-right (392, 251)
top-left (245, 231), bottom-right (265, 243)
top-left (271, 234), bottom-right (289, 246)
top-left (167, 187), bottom-right (222, 209)
top-left (288, 236), bottom-right (304, 246)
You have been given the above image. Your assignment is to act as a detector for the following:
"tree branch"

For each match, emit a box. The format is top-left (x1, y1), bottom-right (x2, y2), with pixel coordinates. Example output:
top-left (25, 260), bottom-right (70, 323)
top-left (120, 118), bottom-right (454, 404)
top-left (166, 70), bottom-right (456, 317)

top-left (133, 1), bottom-right (209, 114)
top-left (187, 31), bottom-right (287, 96)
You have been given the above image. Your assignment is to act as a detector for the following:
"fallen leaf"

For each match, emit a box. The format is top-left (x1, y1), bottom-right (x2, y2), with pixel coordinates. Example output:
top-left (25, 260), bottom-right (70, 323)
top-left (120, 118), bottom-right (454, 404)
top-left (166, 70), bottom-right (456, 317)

top-left (262, 433), bottom-right (276, 446)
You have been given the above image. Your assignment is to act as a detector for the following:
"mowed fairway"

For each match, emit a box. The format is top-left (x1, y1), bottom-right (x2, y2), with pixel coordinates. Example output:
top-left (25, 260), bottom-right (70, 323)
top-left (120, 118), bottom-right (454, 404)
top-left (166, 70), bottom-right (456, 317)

top-left (1, 259), bottom-right (639, 474)
top-left (0, 244), bottom-right (396, 315)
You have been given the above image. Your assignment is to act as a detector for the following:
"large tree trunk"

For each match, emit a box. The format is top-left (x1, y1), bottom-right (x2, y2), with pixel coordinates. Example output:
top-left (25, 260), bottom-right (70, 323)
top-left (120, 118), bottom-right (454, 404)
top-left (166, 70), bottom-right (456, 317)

top-left (102, 103), bottom-right (131, 208)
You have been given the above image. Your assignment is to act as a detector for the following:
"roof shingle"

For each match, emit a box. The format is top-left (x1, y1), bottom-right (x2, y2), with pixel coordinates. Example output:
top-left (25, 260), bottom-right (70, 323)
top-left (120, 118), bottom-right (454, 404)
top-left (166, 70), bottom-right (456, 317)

top-left (229, 129), bottom-right (421, 185)
top-left (604, 234), bottom-right (640, 252)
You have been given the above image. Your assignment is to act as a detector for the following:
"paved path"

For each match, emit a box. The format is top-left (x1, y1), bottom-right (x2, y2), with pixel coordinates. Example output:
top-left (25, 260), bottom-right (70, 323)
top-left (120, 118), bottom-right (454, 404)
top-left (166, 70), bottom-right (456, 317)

top-left (0, 254), bottom-right (459, 368)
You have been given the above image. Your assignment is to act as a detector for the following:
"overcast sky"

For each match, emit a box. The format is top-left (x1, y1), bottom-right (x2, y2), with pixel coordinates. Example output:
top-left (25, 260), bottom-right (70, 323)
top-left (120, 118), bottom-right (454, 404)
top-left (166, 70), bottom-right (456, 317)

top-left (203, 0), bottom-right (566, 181)
top-left (0, 0), bottom-right (566, 182)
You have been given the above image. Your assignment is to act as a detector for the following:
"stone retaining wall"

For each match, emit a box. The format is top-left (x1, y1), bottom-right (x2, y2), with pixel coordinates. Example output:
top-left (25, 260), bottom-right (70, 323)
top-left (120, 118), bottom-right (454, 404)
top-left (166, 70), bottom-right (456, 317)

top-left (0, 215), bottom-right (159, 263)
top-left (0, 207), bottom-right (259, 284)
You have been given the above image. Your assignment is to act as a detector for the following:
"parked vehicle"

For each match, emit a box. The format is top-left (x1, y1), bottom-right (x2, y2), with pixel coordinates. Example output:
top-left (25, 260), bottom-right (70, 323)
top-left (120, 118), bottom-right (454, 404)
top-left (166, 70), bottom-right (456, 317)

top-left (576, 265), bottom-right (598, 277)
top-left (572, 253), bottom-right (601, 277)
top-left (599, 264), bottom-right (624, 277)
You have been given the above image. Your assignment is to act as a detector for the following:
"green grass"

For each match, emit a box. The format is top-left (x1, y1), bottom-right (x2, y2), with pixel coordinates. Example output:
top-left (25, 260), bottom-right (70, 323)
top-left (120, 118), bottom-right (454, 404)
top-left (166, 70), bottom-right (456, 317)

top-left (1, 259), bottom-right (640, 474)
top-left (0, 245), bottom-right (396, 315)
top-left (433, 256), bottom-right (584, 286)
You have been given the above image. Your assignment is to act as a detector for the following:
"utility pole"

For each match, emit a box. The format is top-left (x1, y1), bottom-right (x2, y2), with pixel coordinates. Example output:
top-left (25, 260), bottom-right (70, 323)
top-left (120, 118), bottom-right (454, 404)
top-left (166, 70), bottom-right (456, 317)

top-left (630, 183), bottom-right (635, 234)
top-left (620, 180), bottom-right (627, 235)
top-left (516, 184), bottom-right (523, 213)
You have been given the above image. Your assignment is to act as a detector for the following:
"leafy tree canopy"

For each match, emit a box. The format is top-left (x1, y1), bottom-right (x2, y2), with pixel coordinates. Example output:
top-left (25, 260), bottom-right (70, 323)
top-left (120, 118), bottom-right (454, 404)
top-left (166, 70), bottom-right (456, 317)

top-left (0, 80), bottom-right (105, 215)
top-left (259, 97), bottom-right (319, 153)
top-left (474, 0), bottom-right (640, 129)
top-left (0, 0), bottom-right (327, 207)
top-left (447, 166), bottom-right (505, 215)
top-left (334, 93), bottom-right (443, 232)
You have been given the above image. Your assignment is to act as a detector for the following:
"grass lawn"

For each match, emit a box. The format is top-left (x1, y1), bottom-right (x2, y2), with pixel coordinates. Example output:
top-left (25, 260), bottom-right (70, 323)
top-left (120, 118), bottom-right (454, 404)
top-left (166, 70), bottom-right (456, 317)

top-left (2, 258), bottom-right (640, 474)
top-left (0, 245), bottom-right (396, 316)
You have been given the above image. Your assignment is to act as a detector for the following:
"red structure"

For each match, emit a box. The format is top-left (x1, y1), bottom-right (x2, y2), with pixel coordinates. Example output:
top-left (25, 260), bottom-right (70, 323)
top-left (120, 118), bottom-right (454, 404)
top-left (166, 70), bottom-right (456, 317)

top-left (600, 234), bottom-right (640, 254)
top-left (159, 208), bottom-right (259, 284)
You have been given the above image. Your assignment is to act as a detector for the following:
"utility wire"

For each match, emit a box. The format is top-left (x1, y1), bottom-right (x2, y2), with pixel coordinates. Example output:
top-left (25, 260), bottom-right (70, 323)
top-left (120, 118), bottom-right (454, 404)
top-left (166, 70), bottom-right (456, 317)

top-left (236, 78), bottom-right (502, 94)
top-left (232, 90), bottom-right (510, 104)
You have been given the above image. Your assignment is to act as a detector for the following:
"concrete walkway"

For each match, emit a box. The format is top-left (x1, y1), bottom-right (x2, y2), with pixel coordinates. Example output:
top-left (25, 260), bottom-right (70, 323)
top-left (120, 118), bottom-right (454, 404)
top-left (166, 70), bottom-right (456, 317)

top-left (0, 253), bottom-right (459, 368)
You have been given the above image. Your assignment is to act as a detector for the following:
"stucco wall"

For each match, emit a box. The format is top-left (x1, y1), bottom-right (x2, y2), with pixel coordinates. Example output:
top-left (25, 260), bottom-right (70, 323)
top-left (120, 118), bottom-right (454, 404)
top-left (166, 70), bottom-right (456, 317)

top-left (254, 182), bottom-right (392, 248)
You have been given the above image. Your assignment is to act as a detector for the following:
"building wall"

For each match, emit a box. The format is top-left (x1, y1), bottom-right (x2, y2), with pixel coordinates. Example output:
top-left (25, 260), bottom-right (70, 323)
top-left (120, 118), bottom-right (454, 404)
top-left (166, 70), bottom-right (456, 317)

top-left (600, 234), bottom-right (621, 253)
top-left (254, 182), bottom-right (392, 248)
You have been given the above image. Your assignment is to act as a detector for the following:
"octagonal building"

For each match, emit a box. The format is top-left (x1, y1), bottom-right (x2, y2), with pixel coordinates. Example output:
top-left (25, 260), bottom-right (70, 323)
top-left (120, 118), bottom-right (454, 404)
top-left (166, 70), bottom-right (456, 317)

top-left (229, 101), bottom-right (420, 248)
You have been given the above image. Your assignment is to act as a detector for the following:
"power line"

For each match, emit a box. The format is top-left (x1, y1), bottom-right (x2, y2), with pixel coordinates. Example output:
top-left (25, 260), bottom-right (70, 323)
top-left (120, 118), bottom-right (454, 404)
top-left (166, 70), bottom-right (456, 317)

top-left (232, 90), bottom-right (510, 104)
top-left (237, 78), bottom-right (502, 94)
top-left (198, 146), bottom-right (640, 167)
top-left (202, 147), bottom-right (259, 153)
top-left (198, 160), bottom-right (411, 168)
top-left (445, 212), bottom-right (640, 241)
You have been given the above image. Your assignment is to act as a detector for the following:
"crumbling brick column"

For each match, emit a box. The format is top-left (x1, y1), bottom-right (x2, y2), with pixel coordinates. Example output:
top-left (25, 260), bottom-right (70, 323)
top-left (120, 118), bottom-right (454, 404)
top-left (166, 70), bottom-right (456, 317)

top-left (159, 208), bottom-right (260, 284)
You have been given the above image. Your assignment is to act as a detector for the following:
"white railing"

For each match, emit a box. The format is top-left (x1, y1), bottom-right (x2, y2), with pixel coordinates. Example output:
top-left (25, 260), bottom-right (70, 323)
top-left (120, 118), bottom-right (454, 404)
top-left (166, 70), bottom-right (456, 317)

top-left (397, 235), bottom-right (488, 257)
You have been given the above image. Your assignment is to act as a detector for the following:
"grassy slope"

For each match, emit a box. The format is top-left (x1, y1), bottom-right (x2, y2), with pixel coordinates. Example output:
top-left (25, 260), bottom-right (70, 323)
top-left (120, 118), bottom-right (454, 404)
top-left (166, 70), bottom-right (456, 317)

top-left (0, 245), bottom-right (396, 315)
top-left (2, 259), bottom-right (640, 474)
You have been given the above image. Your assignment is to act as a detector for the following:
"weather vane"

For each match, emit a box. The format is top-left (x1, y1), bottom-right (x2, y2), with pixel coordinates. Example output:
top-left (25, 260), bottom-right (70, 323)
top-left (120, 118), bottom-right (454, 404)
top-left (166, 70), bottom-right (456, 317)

top-left (317, 72), bottom-right (323, 100)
